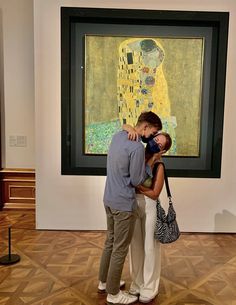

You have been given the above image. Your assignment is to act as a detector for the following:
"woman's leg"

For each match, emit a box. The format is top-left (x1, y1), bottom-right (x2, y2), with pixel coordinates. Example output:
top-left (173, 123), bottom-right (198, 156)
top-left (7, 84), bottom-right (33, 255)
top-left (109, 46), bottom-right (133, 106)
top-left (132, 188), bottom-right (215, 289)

top-left (140, 196), bottom-right (161, 299)
top-left (129, 195), bottom-right (145, 293)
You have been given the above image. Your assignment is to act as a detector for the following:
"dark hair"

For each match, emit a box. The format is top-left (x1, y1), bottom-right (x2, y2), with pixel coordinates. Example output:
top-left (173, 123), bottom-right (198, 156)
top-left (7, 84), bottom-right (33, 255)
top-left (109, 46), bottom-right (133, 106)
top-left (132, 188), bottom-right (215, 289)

top-left (136, 111), bottom-right (162, 130)
top-left (157, 131), bottom-right (172, 152)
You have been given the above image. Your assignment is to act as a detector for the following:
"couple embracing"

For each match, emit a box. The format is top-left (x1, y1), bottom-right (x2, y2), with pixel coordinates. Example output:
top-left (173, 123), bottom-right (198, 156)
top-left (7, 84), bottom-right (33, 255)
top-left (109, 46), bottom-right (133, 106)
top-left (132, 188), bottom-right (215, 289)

top-left (98, 111), bottom-right (172, 305)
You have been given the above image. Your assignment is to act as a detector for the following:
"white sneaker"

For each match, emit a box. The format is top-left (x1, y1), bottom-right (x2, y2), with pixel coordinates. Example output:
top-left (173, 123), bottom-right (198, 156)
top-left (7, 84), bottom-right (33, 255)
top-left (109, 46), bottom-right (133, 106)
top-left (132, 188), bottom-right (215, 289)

top-left (98, 280), bottom-right (125, 293)
top-left (139, 295), bottom-right (155, 303)
top-left (107, 290), bottom-right (138, 304)
top-left (129, 287), bottom-right (140, 296)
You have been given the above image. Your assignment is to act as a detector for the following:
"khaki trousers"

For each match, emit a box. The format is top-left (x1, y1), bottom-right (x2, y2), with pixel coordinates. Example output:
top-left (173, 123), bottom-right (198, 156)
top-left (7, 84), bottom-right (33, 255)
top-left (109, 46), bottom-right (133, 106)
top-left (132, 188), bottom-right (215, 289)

top-left (99, 206), bottom-right (137, 294)
top-left (129, 194), bottom-right (161, 299)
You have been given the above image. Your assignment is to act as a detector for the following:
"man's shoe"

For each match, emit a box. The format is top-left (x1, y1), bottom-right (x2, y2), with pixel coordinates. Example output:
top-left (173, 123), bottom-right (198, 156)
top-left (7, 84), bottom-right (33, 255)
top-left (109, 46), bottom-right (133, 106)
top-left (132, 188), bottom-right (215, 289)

top-left (107, 290), bottom-right (138, 304)
top-left (98, 280), bottom-right (125, 293)
top-left (139, 295), bottom-right (154, 303)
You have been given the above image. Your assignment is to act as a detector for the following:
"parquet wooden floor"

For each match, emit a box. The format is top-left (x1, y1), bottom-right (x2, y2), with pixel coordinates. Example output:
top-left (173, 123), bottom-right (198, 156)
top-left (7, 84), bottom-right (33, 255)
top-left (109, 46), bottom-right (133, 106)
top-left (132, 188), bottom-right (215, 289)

top-left (0, 210), bottom-right (236, 305)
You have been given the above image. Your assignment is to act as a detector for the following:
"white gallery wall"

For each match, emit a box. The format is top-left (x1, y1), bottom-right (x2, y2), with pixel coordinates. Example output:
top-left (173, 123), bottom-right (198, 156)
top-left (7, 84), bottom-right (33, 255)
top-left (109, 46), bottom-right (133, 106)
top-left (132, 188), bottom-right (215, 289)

top-left (0, 0), bottom-right (35, 168)
top-left (32, 0), bottom-right (236, 231)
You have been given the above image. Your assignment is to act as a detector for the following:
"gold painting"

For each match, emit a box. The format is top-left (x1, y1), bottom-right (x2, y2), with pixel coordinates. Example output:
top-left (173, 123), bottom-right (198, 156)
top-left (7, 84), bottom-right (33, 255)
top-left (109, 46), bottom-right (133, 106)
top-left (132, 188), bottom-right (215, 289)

top-left (84, 35), bottom-right (204, 156)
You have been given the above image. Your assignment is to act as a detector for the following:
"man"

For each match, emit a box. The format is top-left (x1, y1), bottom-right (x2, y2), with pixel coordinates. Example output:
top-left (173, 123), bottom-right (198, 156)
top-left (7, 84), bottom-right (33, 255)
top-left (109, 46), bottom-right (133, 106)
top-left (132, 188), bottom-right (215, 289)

top-left (98, 111), bottom-right (162, 305)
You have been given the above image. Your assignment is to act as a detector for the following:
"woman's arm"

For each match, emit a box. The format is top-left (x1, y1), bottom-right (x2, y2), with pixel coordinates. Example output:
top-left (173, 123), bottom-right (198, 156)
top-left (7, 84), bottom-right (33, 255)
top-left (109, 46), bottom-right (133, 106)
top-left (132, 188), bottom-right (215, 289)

top-left (122, 124), bottom-right (138, 141)
top-left (137, 163), bottom-right (165, 200)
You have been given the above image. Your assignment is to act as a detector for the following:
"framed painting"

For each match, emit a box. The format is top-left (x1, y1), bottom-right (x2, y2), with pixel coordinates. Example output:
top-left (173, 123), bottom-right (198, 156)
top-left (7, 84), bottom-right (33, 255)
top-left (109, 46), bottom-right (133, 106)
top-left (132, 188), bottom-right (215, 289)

top-left (61, 7), bottom-right (229, 177)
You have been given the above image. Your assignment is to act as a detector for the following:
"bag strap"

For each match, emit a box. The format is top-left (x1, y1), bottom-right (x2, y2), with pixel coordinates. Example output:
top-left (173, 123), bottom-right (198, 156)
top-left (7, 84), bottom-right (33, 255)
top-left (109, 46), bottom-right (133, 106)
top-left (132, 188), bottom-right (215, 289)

top-left (157, 162), bottom-right (172, 199)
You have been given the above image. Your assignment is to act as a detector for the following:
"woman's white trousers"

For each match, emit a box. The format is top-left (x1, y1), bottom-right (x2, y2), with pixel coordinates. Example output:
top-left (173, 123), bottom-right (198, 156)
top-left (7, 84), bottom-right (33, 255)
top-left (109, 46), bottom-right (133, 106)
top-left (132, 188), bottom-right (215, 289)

top-left (129, 194), bottom-right (161, 299)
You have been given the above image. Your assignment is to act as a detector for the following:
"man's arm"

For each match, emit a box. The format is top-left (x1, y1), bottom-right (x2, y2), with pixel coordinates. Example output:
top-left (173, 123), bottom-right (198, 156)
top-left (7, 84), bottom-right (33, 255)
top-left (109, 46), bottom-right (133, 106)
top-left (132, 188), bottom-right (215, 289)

top-left (129, 146), bottom-right (147, 187)
top-left (129, 148), bottom-right (164, 186)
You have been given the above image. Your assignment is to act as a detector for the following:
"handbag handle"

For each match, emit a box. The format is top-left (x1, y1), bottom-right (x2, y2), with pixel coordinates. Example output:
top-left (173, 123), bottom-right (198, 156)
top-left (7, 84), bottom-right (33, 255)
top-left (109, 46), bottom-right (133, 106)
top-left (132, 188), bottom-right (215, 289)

top-left (158, 162), bottom-right (172, 199)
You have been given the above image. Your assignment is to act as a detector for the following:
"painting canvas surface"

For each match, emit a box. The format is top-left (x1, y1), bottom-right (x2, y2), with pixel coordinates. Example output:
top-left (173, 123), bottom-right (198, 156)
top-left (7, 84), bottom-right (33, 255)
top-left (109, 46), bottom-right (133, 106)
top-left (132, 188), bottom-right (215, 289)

top-left (84, 35), bottom-right (204, 156)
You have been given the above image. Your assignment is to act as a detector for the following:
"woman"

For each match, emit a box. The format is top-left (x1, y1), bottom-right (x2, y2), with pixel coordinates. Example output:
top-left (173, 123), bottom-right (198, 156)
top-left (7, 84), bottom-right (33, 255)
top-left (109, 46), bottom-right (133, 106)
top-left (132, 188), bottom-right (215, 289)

top-left (124, 126), bottom-right (172, 303)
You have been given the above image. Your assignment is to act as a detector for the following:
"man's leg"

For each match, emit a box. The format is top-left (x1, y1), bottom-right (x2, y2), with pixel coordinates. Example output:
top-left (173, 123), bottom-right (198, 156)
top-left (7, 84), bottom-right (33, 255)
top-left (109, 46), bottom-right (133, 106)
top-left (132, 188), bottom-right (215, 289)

top-left (98, 206), bottom-right (114, 282)
top-left (106, 208), bottom-right (137, 295)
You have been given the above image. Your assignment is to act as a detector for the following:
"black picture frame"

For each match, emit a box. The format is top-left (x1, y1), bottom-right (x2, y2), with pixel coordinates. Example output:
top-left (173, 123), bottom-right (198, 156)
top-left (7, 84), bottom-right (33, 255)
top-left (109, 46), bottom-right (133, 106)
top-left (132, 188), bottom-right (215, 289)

top-left (61, 7), bottom-right (229, 177)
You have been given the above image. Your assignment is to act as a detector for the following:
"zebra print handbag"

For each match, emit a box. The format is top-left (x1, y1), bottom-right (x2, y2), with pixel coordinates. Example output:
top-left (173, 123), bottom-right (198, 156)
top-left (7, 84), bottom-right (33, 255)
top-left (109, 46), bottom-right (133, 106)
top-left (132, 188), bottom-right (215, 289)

top-left (154, 163), bottom-right (180, 244)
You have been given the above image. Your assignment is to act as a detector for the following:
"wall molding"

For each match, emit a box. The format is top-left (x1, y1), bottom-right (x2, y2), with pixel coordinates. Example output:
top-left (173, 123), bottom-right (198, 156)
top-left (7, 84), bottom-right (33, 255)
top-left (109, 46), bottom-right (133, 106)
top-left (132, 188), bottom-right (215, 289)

top-left (0, 168), bottom-right (35, 210)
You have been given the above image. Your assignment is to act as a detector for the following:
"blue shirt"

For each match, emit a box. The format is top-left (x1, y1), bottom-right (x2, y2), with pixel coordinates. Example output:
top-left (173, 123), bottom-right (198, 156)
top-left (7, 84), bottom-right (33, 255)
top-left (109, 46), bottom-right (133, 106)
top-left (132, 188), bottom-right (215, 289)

top-left (103, 130), bottom-right (148, 211)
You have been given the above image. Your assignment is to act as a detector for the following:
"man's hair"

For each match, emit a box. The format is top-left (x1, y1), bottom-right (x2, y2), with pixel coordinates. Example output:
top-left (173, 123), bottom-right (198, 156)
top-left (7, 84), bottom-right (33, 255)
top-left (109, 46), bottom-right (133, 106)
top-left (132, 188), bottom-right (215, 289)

top-left (136, 111), bottom-right (162, 130)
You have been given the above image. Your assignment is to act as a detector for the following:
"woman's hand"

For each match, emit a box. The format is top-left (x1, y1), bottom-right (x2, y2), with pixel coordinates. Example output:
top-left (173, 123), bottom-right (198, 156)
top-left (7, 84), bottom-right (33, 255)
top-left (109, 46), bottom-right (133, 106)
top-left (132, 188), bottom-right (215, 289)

top-left (122, 124), bottom-right (139, 141)
top-left (127, 130), bottom-right (139, 141)
top-left (152, 150), bottom-right (166, 163)
top-left (136, 184), bottom-right (149, 192)
top-left (146, 150), bottom-right (165, 169)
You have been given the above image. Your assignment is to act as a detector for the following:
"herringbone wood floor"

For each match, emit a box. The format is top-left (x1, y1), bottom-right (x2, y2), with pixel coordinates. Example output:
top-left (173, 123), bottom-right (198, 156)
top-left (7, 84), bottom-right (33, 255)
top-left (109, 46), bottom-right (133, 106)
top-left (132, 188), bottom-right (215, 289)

top-left (0, 210), bottom-right (236, 305)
